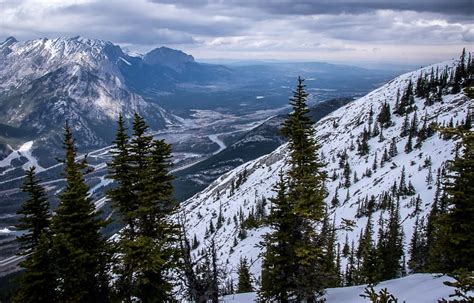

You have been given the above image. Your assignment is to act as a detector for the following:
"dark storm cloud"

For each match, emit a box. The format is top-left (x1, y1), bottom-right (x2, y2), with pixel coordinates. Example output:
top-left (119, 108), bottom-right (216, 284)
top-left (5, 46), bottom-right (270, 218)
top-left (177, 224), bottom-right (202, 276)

top-left (150, 0), bottom-right (473, 17)
top-left (0, 0), bottom-right (471, 62)
top-left (56, 1), bottom-right (248, 45)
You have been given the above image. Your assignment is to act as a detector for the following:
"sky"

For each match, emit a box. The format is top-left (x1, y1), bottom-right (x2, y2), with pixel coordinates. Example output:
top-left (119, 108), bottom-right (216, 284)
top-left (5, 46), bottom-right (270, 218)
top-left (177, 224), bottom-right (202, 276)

top-left (0, 0), bottom-right (472, 65)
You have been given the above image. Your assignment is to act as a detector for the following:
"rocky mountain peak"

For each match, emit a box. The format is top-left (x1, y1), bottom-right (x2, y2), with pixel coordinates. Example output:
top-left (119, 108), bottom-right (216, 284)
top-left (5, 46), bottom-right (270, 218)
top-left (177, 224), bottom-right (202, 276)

top-left (143, 46), bottom-right (195, 71)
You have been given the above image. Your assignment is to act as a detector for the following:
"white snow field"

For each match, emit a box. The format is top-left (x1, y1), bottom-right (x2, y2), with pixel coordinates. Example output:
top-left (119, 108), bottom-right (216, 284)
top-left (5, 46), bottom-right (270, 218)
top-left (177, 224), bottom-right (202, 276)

top-left (221, 274), bottom-right (463, 303)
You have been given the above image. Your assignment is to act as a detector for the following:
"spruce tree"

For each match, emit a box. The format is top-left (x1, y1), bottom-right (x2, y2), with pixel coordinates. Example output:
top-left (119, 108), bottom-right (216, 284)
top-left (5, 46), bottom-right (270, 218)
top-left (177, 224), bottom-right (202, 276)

top-left (107, 114), bottom-right (136, 300)
top-left (281, 77), bottom-right (327, 301)
top-left (389, 138), bottom-right (398, 158)
top-left (133, 138), bottom-right (179, 301)
top-left (358, 213), bottom-right (379, 284)
top-left (13, 234), bottom-right (57, 303)
top-left (408, 215), bottom-right (427, 273)
top-left (378, 199), bottom-right (404, 280)
top-left (110, 113), bottom-right (179, 301)
top-left (15, 167), bottom-right (56, 303)
top-left (51, 122), bottom-right (110, 302)
top-left (261, 77), bottom-right (327, 302)
top-left (237, 257), bottom-right (253, 293)
top-left (436, 128), bottom-right (474, 271)
top-left (16, 167), bottom-right (51, 252)
top-left (260, 172), bottom-right (296, 302)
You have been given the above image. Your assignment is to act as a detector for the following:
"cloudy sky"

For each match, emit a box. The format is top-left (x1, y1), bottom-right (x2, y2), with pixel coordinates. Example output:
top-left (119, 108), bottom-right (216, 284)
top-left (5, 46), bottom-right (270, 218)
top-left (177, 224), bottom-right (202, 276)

top-left (0, 0), bottom-right (472, 65)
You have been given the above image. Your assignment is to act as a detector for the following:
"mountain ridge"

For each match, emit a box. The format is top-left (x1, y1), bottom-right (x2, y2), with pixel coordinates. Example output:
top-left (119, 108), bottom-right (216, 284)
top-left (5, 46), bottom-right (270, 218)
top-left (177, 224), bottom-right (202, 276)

top-left (177, 58), bottom-right (472, 283)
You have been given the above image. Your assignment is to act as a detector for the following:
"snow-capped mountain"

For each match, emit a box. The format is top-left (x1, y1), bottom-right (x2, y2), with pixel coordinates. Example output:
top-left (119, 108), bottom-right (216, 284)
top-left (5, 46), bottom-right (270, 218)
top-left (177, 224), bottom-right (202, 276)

top-left (0, 36), bottom-right (183, 157)
top-left (178, 59), bottom-right (472, 282)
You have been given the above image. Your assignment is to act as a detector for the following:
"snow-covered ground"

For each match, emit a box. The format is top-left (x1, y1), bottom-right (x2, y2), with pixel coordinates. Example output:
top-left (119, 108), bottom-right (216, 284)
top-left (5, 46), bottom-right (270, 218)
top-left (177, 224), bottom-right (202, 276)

top-left (178, 58), bottom-right (472, 282)
top-left (0, 141), bottom-right (44, 172)
top-left (221, 274), bottom-right (463, 303)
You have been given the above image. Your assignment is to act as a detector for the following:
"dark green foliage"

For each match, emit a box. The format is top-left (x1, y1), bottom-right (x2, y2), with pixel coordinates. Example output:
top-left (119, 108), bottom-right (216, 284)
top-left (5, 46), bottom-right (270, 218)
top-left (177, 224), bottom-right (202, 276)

top-left (108, 113), bottom-right (179, 301)
top-left (261, 77), bottom-right (328, 302)
top-left (408, 215), bottom-right (427, 273)
top-left (13, 234), bottom-right (57, 303)
top-left (377, 102), bottom-right (392, 128)
top-left (395, 80), bottom-right (416, 116)
top-left (377, 199), bottom-right (405, 281)
top-left (358, 126), bottom-right (370, 156)
top-left (358, 213), bottom-right (380, 284)
top-left (16, 166), bottom-right (51, 252)
top-left (14, 168), bottom-right (55, 303)
top-left (432, 129), bottom-right (474, 272)
top-left (51, 122), bottom-right (110, 302)
top-left (343, 161), bottom-right (351, 188)
top-left (260, 173), bottom-right (296, 302)
top-left (237, 257), bottom-right (253, 293)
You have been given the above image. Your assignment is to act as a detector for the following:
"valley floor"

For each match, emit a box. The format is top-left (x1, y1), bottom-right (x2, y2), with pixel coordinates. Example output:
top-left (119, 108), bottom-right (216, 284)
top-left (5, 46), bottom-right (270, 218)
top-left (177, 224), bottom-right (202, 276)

top-left (221, 274), bottom-right (461, 303)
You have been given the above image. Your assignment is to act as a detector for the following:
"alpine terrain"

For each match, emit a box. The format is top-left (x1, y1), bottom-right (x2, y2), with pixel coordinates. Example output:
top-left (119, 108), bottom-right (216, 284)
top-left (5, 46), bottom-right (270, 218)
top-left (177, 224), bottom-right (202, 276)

top-left (178, 54), bottom-right (473, 298)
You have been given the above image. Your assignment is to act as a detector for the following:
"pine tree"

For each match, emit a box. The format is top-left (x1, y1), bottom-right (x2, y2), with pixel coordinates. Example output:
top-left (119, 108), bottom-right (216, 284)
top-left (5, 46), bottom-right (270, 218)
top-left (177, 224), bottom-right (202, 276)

top-left (343, 160), bottom-right (351, 188)
top-left (377, 101), bottom-right (392, 127)
top-left (358, 213), bottom-right (379, 284)
top-left (400, 112), bottom-right (410, 137)
top-left (378, 199), bottom-right (404, 280)
top-left (14, 167), bottom-right (56, 303)
top-left (261, 78), bottom-right (327, 302)
top-left (408, 215), bottom-right (427, 273)
top-left (109, 113), bottom-right (179, 301)
top-left (435, 128), bottom-right (474, 271)
top-left (16, 167), bottom-right (51, 252)
top-left (13, 233), bottom-right (57, 303)
top-left (51, 122), bottom-right (110, 302)
top-left (398, 166), bottom-right (408, 196)
top-left (389, 138), bottom-right (398, 158)
top-left (107, 114), bottom-right (137, 300)
top-left (405, 131), bottom-right (413, 153)
top-left (260, 172), bottom-right (296, 302)
top-left (237, 257), bottom-right (253, 293)
top-left (132, 138), bottom-right (179, 301)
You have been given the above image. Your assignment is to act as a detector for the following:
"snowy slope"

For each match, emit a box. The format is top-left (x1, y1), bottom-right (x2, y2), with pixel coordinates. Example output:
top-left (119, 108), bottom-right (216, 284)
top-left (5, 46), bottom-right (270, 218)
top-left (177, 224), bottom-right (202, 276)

top-left (221, 274), bottom-right (463, 303)
top-left (178, 59), bottom-right (472, 283)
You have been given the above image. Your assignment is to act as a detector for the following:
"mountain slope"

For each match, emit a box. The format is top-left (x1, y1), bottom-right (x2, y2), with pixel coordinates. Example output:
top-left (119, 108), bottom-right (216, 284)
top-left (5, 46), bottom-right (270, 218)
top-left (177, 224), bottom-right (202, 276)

top-left (178, 59), bottom-right (472, 282)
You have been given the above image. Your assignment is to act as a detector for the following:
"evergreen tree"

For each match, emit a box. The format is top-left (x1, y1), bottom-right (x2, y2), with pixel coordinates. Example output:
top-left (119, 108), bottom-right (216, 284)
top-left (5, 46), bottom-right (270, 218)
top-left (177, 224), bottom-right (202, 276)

top-left (107, 114), bottom-right (136, 300)
top-left (358, 213), bottom-right (379, 284)
top-left (13, 234), bottom-right (57, 303)
top-left (389, 138), bottom-right (398, 158)
top-left (404, 131), bottom-right (413, 153)
top-left (378, 199), bottom-right (404, 280)
top-left (132, 138), bottom-right (179, 301)
top-left (408, 215), bottom-right (427, 273)
top-left (343, 161), bottom-right (351, 188)
top-left (436, 128), bottom-right (474, 271)
top-left (51, 122), bottom-right (110, 302)
top-left (261, 78), bottom-right (327, 302)
top-left (237, 257), bottom-right (253, 293)
top-left (377, 102), bottom-right (392, 127)
top-left (14, 167), bottom-right (56, 303)
top-left (16, 167), bottom-right (51, 252)
top-left (260, 172), bottom-right (296, 302)
top-left (110, 113), bottom-right (179, 301)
